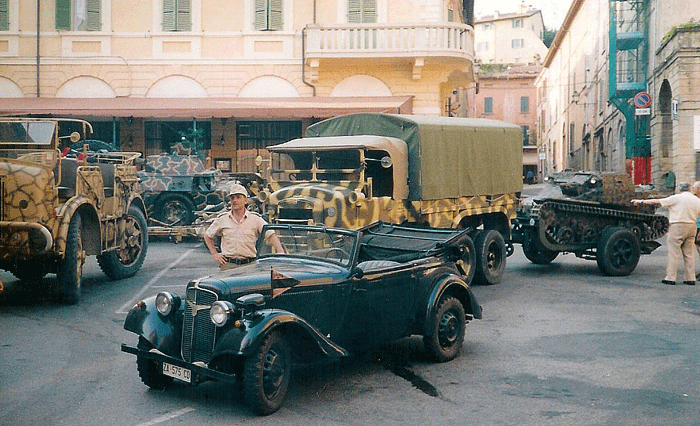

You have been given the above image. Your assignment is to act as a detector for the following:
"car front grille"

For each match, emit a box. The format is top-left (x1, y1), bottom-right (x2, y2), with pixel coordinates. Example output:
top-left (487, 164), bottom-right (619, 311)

top-left (181, 286), bottom-right (218, 364)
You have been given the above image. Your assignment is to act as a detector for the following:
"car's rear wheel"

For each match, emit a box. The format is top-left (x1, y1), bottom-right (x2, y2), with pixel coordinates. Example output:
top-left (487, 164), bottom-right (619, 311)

top-left (454, 236), bottom-right (476, 284)
top-left (57, 213), bottom-right (84, 305)
top-left (136, 337), bottom-right (173, 390)
top-left (97, 206), bottom-right (148, 280)
top-left (243, 331), bottom-right (291, 415)
top-left (522, 233), bottom-right (559, 265)
top-left (423, 296), bottom-right (466, 362)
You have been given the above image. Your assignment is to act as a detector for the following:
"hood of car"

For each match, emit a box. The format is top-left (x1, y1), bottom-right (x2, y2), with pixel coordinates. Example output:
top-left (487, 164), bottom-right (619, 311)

top-left (189, 257), bottom-right (350, 301)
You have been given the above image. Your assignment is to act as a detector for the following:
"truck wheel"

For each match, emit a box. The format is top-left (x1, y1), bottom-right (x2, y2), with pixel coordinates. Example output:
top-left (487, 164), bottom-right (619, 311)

top-left (136, 337), bottom-right (173, 390)
top-left (97, 206), bottom-right (148, 280)
top-left (474, 230), bottom-right (506, 285)
top-left (57, 213), bottom-right (85, 305)
top-left (596, 227), bottom-right (640, 276)
top-left (243, 331), bottom-right (291, 415)
top-left (154, 193), bottom-right (195, 226)
top-left (423, 296), bottom-right (466, 362)
top-left (522, 237), bottom-right (559, 265)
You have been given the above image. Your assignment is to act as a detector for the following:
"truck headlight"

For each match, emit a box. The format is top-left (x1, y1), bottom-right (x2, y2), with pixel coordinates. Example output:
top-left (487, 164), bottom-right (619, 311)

top-left (155, 292), bottom-right (181, 316)
top-left (210, 301), bottom-right (235, 327)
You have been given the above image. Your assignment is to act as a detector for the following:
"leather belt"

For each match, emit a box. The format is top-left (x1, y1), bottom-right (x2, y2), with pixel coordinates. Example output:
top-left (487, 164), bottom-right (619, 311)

top-left (225, 256), bottom-right (254, 265)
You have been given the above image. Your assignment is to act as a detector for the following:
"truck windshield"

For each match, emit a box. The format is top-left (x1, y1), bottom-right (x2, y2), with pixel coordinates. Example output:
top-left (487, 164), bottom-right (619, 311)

top-left (0, 121), bottom-right (56, 146)
top-left (270, 150), bottom-right (361, 181)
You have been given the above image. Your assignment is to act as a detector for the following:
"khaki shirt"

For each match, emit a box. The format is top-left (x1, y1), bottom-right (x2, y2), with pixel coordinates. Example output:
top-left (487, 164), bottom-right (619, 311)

top-left (659, 191), bottom-right (700, 224)
top-left (205, 211), bottom-right (269, 259)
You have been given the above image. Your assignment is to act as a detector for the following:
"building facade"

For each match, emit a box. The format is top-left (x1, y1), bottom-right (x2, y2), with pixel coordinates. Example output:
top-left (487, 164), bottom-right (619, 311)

top-left (474, 4), bottom-right (548, 65)
top-left (0, 0), bottom-right (475, 173)
top-left (537, 0), bottom-right (700, 187)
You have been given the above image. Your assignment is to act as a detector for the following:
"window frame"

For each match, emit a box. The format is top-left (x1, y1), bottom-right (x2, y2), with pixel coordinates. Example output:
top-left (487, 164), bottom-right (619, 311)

top-left (163, 0), bottom-right (192, 32)
top-left (55, 0), bottom-right (101, 31)
top-left (254, 0), bottom-right (283, 31)
top-left (0, 0), bottom-right (8, 31)
top-left (348, 0), bottom-right (377, 23)
top-left (484, 97), bottom-right (493, 114)
top-left (520, 96), bottom-right (529, 113)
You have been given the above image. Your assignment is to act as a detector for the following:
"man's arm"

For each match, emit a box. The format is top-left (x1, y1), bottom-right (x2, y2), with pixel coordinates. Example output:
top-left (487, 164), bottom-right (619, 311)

top-left (268, 232), bottom-right (285, 254)
top-left (631, 198), bottom-right (662, 206)
top-left (204, 233), bottom-right (227, 267)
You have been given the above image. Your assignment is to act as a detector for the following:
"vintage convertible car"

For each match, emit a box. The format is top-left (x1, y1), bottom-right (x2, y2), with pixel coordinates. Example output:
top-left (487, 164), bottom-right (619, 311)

top-left (121, 221), bottom-right (482, 415)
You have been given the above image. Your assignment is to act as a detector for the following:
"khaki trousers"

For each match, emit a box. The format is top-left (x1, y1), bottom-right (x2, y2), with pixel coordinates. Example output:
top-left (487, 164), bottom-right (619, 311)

top-left (665, 222), bottom-right (696, 282)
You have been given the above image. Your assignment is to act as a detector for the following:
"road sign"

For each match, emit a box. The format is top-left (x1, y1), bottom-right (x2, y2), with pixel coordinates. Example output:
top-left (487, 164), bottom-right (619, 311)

top-left (634, 92), bottom-right (652, 108)
top-left (635, 108), bottom-right (650, 116)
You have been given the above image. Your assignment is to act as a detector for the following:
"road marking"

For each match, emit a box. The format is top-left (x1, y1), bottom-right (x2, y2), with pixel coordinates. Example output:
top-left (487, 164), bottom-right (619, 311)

top-left (116, 246), bottom-right (200, 314)
top-left (134, 407), bottom-right (195, 426)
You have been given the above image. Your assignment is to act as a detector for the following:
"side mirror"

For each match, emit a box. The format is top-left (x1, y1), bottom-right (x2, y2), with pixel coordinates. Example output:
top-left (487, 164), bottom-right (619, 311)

top-left (255, 155), bottom-right (264, 167)
top-left (380, 156), bottom-right (392, 168)
top-left (69, 132), bottom-right (81, 143)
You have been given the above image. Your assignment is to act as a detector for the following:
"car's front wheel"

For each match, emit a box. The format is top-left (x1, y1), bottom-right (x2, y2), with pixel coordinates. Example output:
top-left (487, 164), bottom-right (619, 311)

top-left (136, 337), bottom-right (173, 390)
top-left (423, 296), bottom-right (466, 362)
top-left (243, 331), bottom-right (291, 415)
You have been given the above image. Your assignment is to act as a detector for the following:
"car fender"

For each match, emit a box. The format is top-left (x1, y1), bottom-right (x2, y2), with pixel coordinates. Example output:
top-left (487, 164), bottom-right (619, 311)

top-left (213, 309), bottom-right (349, 359)
top-left (423, 274), bottom-right (483, 336)
top-left (123, 295), bottom-right (184, 357)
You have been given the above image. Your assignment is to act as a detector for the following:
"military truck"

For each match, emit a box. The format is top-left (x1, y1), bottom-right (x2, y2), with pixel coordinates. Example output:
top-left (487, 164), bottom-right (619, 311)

top-left (511, 171), bottom-right (669, 276)
top-left (138, 153), bottom-right (224, 226)
top-left (258, 113), bottom-right (523, 284)
top-left (0, 117), bottom-right (148, 304)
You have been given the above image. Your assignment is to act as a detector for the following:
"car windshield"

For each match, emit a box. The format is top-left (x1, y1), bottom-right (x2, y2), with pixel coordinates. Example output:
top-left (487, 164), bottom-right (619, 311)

top-left (258, 225), bottom-right (358, 267)
top-left (270, 150), bottom-right (362, 181)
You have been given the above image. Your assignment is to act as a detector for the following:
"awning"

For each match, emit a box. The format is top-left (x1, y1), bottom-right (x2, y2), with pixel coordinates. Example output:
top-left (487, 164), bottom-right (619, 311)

top-left (0, 96), bottom-right (414, 119)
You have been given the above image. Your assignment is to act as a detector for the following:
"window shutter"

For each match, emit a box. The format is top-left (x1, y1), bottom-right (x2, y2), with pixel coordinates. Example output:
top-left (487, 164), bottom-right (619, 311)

top-left (254, 0), bottom-right (267, 30)
top-left (86, 0), bottom-right (101, 31)
top-left (176, 0), bottom-right (191, 31)
top-left (269, 0), bottom-right (283, 31)
top-left (56, 0), bottom-right (71, 30)
top-left (361, 0), bottom-right (376, 23)
top-left (348, 0), bottom-right (361, 23)
top-left (163, 0), bottom-right (176, 31)
top-left (0, 0), bottom-right (8, 31)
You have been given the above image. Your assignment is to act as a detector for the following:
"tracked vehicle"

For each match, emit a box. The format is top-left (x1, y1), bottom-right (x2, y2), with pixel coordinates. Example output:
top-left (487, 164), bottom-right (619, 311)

top-left (512, 172), bottom-right (669, 276)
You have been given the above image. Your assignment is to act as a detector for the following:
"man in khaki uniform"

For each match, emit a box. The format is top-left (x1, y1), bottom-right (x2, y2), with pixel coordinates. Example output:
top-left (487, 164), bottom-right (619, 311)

top-left (204, 183), bottom-right (284, 269)
top-left (633, 181), bottom-right (700, 285)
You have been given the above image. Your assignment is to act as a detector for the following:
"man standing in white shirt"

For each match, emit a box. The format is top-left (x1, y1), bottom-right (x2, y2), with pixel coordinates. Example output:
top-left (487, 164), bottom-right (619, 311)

top-left (632, 181), bottom-right (700, 285)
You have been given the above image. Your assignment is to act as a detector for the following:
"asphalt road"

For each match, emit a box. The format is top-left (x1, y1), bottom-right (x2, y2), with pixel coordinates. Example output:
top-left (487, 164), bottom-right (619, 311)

top-left (1, 225), bottom-right (699, 425)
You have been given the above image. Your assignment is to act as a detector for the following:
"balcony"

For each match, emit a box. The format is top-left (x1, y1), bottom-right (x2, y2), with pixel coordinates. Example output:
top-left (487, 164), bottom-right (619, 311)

top-left (304, 23), bottom-right (474, 80)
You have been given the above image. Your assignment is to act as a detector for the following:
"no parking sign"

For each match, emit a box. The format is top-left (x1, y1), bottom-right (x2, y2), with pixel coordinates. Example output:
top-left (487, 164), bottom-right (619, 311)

top-left (633, 92), bottom-right (651, 108)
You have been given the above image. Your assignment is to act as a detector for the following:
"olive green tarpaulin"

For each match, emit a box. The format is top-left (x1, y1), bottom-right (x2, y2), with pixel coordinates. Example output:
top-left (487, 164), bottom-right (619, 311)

top-left (305, 113), bottom-right (523, 201)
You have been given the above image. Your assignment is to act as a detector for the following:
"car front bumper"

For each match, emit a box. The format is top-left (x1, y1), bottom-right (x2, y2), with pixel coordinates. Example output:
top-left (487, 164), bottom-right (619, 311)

top-left (120, 343), bottom-right (238, 385)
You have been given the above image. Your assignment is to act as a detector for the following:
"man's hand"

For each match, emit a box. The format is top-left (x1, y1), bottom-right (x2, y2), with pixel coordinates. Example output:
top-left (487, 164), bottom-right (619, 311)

top-left (212, 252), bottom-right (227, 267)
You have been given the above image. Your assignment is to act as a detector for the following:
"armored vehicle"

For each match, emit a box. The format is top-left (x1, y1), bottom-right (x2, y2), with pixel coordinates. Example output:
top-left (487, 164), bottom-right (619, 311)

top-left (138, 153), bottom-right (224, 226)
top-left (0, 117), bottom-right (148, 304)
top-left (259, 113), bottom-right (523, 285)
top-left (511, 172), bottom-right (669, 276)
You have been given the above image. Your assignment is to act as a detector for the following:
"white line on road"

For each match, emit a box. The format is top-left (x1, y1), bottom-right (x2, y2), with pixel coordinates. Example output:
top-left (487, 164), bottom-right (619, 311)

top-left (134, 407), bottom-right (196, 426)
top-left (116, 245), bottom-right (201, 314)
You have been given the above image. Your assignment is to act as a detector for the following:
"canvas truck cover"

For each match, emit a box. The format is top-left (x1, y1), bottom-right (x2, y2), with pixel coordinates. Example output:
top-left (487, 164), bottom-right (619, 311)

top-left (305, 113), bottom-right (523, 201)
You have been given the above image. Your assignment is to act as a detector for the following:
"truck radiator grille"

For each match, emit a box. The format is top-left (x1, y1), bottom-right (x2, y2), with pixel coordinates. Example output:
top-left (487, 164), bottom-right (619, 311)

top-left (278, 208), bottom-right (313, 220)
top-left (181, 287), bottom-right (218, 364)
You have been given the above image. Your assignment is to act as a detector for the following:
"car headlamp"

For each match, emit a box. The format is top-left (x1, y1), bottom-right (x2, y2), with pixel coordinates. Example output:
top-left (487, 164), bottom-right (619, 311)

top-left (155, 292), bottom-right (180, 316)
top-left (210, 301), bottom-right (235, 327)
